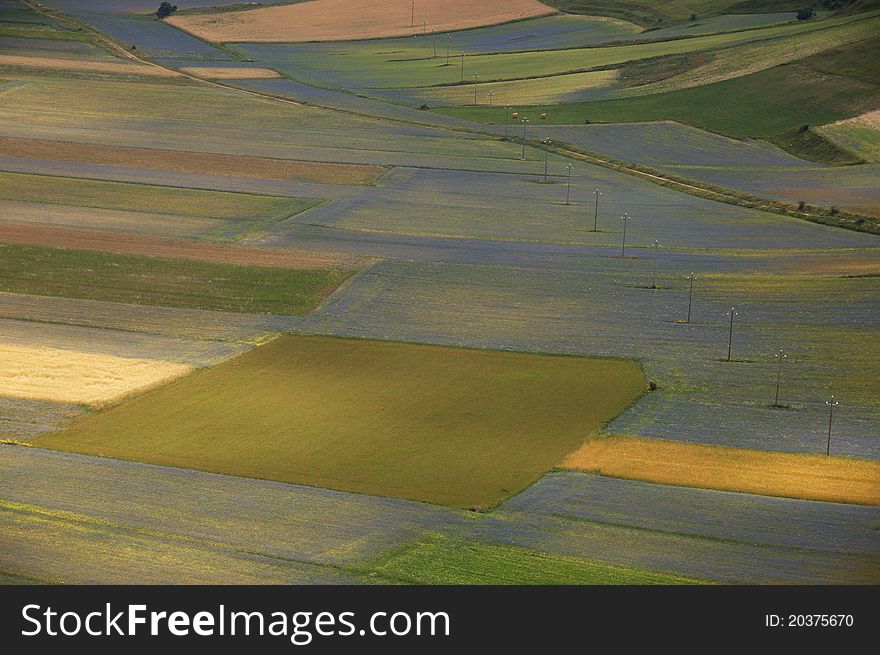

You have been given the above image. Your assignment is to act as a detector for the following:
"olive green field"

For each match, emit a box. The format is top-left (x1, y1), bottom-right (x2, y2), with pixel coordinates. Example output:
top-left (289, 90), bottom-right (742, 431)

top-left (35, 334), bottom-right (646, 509)
top-left (368, 534), bottom-right (701, 584)
top-left (0, 244), bottom-right (354, 315)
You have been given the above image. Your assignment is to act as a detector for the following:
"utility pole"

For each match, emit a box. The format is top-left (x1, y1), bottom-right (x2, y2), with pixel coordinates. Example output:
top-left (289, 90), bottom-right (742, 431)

top-left (686, 273), bottom-right (697, 323)
top-left (504, 106), bottom-right (511, 136)
top-left (620, 212), bottom-right (630, 256)
top-left (651, 240), bottom-right (660, 288)
top-left (565, 163), bottom-right (574, 204)
top-left (459, 51), bottom-right (464, 83)
top-left (473, 73), bottom-right (479, 105)
top-left (726, 307), bottom-right (737, 362)
top-left (487, 90), bottom-right (494, 106)
top-left (520, 117), bottom-right (529, 160)
top-left (592, 187), bottom-right (601, 231)
top-left (445, 34), bottom-right (451, 66)
top-left (825, 396), bottom-right (838, 455)
top-left (542, 138), bottom-right (552, 181)
top-left (411, 0), bottom-right (414, 29)
top-left (773, 349), bottom-right (786, 407)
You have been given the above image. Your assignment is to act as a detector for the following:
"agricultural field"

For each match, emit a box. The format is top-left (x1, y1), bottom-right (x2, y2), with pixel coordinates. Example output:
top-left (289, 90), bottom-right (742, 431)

top-left (0, 136), bottom-right (388, 185)
top-left (35, 334), bottom-right (645, 508)
top-left (0, 342), bottom-right (193, 407)
top-left (167, 0), bottom-right (557, 43)
top-left (546, 0), bottom-right (810, 26)
top-left (817, 110), bottom-right (880, 162)
top-left (563, 436), bottom-right (880, 505)
top-left (0, 244), bottom-right (355, 314)
top-left (0, 171), bottom-right (321, 241)
top-left (440, 23), bottom-right (880, 166)
top-left (0, 0), bottom-right (877, 587)
top-left (535, 122), bottom-right (880, 217)
top-left (230, 13), bottom-right (869, 100)
top-left (2, 447), bottom-right (877, 584)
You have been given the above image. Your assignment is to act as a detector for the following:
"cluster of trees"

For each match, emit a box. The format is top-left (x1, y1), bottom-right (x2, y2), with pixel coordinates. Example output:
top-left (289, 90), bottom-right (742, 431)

top-left (797, 7), bottom-right (816, 19)
top-left (798, 0), bottom-right (852, 19)
top-left (156, 2), bottom-right (178, 19)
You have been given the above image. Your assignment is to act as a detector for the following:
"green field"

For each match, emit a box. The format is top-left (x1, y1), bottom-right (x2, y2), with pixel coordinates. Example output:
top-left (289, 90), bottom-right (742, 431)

top-left (0, 172), bottom-right (314, 223)
top-left (817, 120), bottom-right (880, 161)
top-left (0, 569), bottom-right (44, 585)
top-left (440, 33), bottom-right (880, 159)
top-left (35, 335), bottom-right (645, 508)
top-left (368, 534), bottom-right (700, 584)
top-left (0, 4), bottom-right (92, 42)
top-left (0, 244), bottom-right (353, 315)
top-left (0, 172), bottom-right (319, 241)
top-left (546, 0), bottom-right (807, 26)
top-left (256, 13), bottom-right (864, 92)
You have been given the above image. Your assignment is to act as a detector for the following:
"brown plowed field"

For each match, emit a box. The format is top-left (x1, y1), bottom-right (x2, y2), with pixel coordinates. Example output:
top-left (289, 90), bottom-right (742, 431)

top-left (167, 0), bottom-right (556, 43)
top-left (0, 222), bottom-right (366, 270)
top-left (0, 54), bottom-right (178, 77)
top-left (0, 136), bottom-right (387, 186)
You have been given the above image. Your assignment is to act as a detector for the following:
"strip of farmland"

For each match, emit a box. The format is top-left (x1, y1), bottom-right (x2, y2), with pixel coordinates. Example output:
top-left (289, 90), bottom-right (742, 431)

top-left (0, 136), bottom-right (389, 186)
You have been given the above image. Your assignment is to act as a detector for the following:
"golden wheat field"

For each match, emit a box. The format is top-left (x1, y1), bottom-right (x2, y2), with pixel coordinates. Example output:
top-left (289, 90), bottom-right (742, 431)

top-left (167, 0), bottom-right (556, 43)
top-left (0, 55), bottom-right (177, 77)
top-left (0, 343), bottom-right (194, 407)
top-left (562, 436), bottom-right (880, 506)
top-left (180, 67), bottom-right (281, 79)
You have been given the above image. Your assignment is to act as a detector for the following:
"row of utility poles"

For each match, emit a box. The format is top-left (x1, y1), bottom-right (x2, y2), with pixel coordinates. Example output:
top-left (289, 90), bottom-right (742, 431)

top-left (500, 108), bottom-right (846, 457)
top-left (537, 174), bottom-right (844, 455)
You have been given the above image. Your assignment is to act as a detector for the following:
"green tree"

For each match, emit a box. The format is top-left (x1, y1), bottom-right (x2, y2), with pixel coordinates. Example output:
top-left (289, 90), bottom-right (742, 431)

top-left (797, 7), bottom-right (816, 20)
top-left (156, 2), bottom-right (178, 19)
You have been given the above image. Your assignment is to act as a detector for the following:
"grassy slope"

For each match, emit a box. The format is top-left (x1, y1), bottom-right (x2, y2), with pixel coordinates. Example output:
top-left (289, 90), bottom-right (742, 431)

top-left (564, 436), bottom-right (880, 505)
top-left (546, 0), bottom-right (806, 27)
top-left (369, 534), bottom-right (700, 584)
top-left (818, 120), bottom-right (880, 161)
top-left (281, 16), bottom-right (855, 91)
top-left (0, 244), bottom-right (353, 314)
top-left (0, 4), bottom-right (92, 41)
top-left (439, 34), bottom-right (880, 161)
top-left (35, 335), bottom-right (645, 509)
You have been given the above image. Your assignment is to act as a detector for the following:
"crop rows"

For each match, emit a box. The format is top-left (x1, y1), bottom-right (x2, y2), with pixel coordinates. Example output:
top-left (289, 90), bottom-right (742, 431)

top-left (288, 255), bottom-right (880, 458)
top-left (2, 447), bottom-right (876, 584)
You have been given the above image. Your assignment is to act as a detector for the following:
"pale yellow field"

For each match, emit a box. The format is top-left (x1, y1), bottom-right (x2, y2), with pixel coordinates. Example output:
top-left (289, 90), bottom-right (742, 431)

top-left (837, 109), bottom-right (880, 129)
top-left (0, 55), bottom-right (178, 77)
top-left (414, 69), bottom-right (617, 106)
top-left (816, 109), bottom-right (880, 162)
top-left (0, 200), bottom-right (221, 238)
top-left (167, 0), bottom-right (556, 43)
top-left (180, 67), bottom-right (281, 79)
top-left (563, 436), bottom-right (880, 506)
top-left (0, 343), bottom-right (194, 407)
top-left (622, 15), bottom-right (880, 97)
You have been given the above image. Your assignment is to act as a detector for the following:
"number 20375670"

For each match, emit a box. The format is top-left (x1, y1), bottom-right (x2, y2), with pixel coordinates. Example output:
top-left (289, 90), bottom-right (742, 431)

top-left (765, 614), bottom-right (854, 628)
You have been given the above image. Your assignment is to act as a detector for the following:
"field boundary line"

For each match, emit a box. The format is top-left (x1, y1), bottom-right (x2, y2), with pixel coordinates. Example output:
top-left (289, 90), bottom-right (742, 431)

top-left (18, 1), bottom-right (880, 235)
top-left (0, 496), bottom-right (367, 579)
